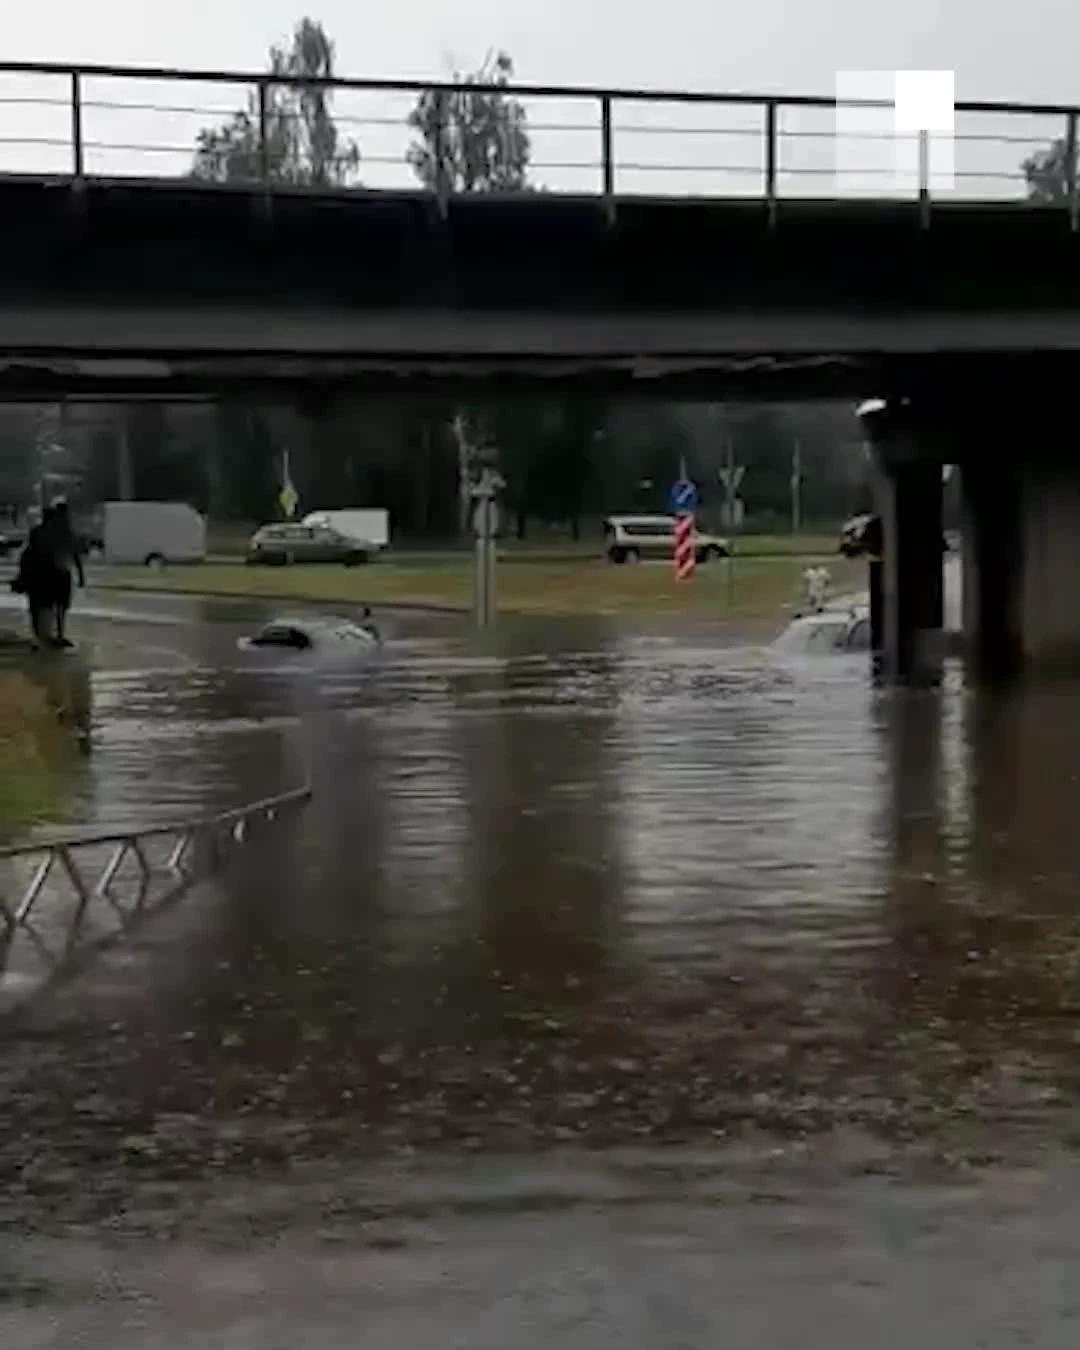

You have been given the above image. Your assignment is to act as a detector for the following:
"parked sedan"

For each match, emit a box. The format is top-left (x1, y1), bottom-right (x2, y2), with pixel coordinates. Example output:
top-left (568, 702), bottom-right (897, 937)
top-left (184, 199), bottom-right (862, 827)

top-left (246, 522), bottom-right (372, 566)
top-left (0, 524), bottom-right (26, 559)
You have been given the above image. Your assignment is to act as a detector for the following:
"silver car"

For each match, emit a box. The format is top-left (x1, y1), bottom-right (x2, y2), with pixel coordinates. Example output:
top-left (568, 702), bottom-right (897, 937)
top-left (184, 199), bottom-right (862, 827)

top-left (603, 514), bottom-right (730, 564)
top-left (246, 522), bottom-right (371, 567)
top-left (772, 603), bottom-right (872, 656)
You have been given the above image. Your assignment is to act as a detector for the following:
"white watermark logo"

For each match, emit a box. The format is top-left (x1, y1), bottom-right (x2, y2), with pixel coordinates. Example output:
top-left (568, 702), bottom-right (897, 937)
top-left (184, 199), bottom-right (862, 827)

top-left (835, 70), bottom-right (955, 194)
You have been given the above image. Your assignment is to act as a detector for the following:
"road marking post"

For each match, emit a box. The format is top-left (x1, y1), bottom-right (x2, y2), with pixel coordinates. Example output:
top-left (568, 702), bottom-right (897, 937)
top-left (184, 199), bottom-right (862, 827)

top-left (669, 476), bottom-right (698, 581)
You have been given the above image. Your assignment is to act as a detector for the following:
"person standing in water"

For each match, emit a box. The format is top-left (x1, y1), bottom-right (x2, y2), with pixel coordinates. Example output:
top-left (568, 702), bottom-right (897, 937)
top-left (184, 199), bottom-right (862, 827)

top-left (12, 506), bottom-right (55, 647)
top-left (39, 500), bottom-right (84, 648)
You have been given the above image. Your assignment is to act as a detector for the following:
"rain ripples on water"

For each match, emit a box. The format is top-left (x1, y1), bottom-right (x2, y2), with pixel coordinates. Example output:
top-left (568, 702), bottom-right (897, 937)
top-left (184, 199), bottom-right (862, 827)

top-left (5, 599), bottom-right (1080, 1226)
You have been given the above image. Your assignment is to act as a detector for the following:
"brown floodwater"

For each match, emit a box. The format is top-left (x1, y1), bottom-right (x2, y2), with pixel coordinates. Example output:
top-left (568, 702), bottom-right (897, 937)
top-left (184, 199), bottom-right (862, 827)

top-left (5, 588), bottom-right (1080, 1347)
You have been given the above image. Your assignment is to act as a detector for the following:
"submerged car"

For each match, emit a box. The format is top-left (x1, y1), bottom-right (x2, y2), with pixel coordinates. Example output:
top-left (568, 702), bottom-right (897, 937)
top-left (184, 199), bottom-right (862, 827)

top-left (771, 600), bottom-right (872, 656)
top-left (246, 522), bottom-right (372, 567)
top-left (243, 611), bottom-right (381, 652)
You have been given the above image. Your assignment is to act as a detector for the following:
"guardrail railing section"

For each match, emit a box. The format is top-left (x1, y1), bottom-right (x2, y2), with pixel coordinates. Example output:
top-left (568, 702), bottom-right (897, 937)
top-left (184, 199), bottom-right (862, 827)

top-left (0, 785), bottom-right (310, 997)
top-left (1, 61), bottom-right (1080, 214)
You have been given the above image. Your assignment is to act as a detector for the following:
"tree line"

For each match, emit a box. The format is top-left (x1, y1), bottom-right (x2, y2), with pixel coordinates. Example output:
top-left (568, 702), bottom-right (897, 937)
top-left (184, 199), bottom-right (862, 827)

top-left (0, 19), bottom-right (871, 536)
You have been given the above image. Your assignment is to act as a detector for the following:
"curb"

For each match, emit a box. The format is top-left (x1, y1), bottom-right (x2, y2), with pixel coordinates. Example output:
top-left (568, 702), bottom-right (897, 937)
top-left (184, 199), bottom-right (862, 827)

top-left (93, 583), bottom-right (470, 616)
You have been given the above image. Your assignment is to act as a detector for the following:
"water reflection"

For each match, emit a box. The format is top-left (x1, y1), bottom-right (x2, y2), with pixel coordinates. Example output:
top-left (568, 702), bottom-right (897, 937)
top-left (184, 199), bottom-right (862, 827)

top-left (10, 608), bottom-right (1080, 1222)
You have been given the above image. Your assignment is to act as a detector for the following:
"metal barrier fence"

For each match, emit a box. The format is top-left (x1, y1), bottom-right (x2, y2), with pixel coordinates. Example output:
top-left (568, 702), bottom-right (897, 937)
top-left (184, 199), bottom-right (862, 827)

top-left (0, 782), bottom-right (311, 1007)
top-left (0, 60), bottom-right (1074, 214)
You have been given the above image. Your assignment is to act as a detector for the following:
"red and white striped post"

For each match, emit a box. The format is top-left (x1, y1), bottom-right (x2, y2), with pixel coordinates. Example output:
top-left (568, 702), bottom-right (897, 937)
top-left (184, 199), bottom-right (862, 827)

top-left (673, 510), bottom-right (695, 579)
top-left (671, 471), bottom-right (697, 580)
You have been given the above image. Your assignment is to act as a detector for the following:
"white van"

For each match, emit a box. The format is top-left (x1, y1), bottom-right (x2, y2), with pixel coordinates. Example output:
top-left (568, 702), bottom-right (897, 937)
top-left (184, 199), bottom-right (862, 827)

top-left (101, 501), bottom-right (206, 566)
top-left (302, 509), bottom-right (389, 553)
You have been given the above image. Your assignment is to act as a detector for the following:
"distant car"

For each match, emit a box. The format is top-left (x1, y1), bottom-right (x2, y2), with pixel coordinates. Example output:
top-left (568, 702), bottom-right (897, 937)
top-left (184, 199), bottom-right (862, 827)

top-left (838, 513), bottom-right (878, 558)
top-left (772, 601), bottom-right (872, 656)
top-left (246, 522), bottom-right (372, 567)
top-left (839, 513), bottom-right (950, 560)
top-left (0, 525), bottom-right (26, 558)
top-left (603, 514), bottom-right (730, 565)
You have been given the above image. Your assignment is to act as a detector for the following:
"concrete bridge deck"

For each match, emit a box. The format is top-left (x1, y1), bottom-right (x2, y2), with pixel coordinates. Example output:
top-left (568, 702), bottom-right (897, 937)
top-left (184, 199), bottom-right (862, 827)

top-left (0, 62), bottom-right (1077, 395)
top-left (1, 179), bottom-right (1080, 399)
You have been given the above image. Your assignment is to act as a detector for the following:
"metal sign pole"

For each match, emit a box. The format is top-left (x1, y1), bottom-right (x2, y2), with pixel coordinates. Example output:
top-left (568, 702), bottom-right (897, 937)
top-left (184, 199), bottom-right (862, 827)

top-left (473, 522), bottom-right (487, 627)
top-left (471, 466), bottom-right (502, 629)
top-left (717, 441), bottom-right (745, 608)
top-left (485, 495), bottom-right (497, 621)
top-left (726, 439), bottom-right (736, 606)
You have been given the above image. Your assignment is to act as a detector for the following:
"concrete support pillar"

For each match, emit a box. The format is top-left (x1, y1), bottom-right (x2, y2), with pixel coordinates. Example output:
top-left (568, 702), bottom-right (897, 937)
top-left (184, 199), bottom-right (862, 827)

top-left (1016, 465), bottom-right (1080, 673)
top-left (959, 460), bottom-right (1023, 682)
top-left (877, 459), bottom-right (944, 682)
top-left (863, 397), bottom-right (1080, 682)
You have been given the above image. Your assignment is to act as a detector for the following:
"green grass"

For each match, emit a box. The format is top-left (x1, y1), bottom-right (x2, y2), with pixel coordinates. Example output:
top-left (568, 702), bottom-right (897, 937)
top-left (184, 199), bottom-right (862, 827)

top-left (0, 666), bottom-right (77, 835)
top-left (100, 554), bottom-right (865, 622)
top-left (206, 522), bottom-right (841, 564)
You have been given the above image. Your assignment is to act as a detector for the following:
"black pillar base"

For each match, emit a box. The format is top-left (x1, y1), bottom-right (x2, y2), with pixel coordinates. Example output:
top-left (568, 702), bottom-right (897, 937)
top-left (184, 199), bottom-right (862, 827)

top-left (960, 461), bottom-right (1023, 685)
top-left (876, 460), bottom-right (944, 683)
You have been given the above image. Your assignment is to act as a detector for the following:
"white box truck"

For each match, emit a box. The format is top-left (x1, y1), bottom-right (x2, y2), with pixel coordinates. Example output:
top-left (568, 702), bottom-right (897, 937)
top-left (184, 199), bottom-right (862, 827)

top-left (302, 508), bottom-right (389, 553)
top-left (102, 501), bottom-right (207, 566)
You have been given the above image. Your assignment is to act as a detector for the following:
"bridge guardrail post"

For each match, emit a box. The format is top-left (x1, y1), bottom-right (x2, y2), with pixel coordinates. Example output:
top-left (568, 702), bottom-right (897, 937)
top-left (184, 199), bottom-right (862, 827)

top-left (918, 129), bottom-right (930, 228)
top-left (255, 78), bottom-right (273, 227)
top-left (764, 99), bottom-right (778, 228)
top-left (600, 94), bottom-right (614, 226)
top-left (433, 88), bottom-right (450, 219)
top-left (257, 79), bottom-right (271, 187)
top-left (1066, 111), bottom-right (1078, 232)
top-left (69, 71), bottom-right (83, 180)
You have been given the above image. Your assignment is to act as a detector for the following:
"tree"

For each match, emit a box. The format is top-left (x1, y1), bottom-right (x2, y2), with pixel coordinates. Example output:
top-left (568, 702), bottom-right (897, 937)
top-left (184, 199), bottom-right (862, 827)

top-left (1023, 138), bottom-right (1070, 203)
top-left (407, 50), bottom-right (530, 194)
top-left (408, 52), bottom-right (533, 531)
top-left (192, 18), bottom-right (359, 188)
top-left (186, 19), bottom-right (360, 528)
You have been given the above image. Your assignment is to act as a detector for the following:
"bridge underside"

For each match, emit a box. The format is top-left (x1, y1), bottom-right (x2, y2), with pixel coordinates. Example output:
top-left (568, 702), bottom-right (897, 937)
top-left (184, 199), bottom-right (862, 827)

top-left (0, 179), bottom-right (1079, 398)
top-left (0, 347), bottom-right (1074, 403)
top-left (864, 400), bottom-right (1080, 684)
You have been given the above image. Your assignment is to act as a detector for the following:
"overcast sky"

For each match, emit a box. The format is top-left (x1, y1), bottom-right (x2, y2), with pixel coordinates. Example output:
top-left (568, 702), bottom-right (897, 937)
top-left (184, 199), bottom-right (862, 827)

top-left (6, 0), bottom-right (1075, 100)
top-left (2, 1), bottom-right (1074, 196)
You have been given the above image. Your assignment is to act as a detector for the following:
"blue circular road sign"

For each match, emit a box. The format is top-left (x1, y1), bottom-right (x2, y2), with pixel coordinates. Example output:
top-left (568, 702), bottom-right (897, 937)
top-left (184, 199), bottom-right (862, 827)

top-left (670, 478), bottom-right (698, 512)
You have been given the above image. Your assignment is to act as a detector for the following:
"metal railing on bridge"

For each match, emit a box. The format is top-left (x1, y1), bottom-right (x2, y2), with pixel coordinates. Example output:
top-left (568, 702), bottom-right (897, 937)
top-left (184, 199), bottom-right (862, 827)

top-left (0, 60), bottom-right (1076, 224)
top-left (0, 782), bottom-right (311, 1009)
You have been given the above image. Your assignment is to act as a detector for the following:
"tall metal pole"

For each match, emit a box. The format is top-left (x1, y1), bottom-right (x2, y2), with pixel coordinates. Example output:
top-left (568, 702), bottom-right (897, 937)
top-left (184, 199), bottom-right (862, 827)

top-left (471, 466), bottom-right (500, 629)
top-left (485, 493), bottom-right (497, 621)
top-left (726, 437), bottom-right (736, 606)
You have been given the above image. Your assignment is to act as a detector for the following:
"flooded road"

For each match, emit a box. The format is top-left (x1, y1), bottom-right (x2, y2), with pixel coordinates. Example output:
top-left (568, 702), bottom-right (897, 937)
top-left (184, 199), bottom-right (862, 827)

top-left (6, 587), bottom-right (1080, 1345)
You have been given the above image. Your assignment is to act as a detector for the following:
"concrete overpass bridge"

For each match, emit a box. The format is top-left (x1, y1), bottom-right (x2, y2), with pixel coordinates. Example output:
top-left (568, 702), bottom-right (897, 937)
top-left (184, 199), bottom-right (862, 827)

top-left (0, 61), bottom-right (1076, 402)
top-left (0, 60), bottom-right (1078, 680)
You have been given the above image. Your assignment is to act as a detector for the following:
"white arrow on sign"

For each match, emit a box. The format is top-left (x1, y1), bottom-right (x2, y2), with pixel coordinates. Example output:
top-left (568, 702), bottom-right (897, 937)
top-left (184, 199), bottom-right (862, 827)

top-left (718, 465), bottom-right (746, 494)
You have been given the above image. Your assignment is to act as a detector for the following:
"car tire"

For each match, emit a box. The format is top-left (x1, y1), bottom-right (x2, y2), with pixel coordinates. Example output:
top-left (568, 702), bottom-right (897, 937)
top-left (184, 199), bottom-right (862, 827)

top-left (708, 544), bottom-right (729, 560)
top-left (609, 546), bottom-right (627, 564)
top-left (624, 547), bottom-right (640, 564)
top-left (144, 552), bottom-right (165, 569)
top-left (343, 551), bottom-right (369, 567)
